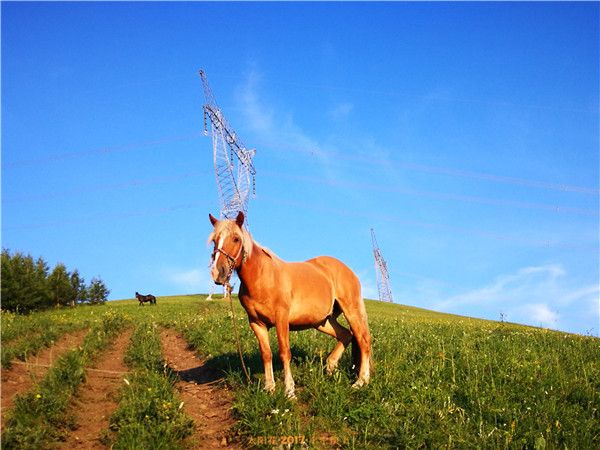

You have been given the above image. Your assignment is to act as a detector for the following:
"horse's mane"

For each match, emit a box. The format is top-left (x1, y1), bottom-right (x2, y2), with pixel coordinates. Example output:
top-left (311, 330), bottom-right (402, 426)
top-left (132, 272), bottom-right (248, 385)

top-left (209, 221), bottom-right (280, 261)
top-left (242, 228), bottom-right (281, 261)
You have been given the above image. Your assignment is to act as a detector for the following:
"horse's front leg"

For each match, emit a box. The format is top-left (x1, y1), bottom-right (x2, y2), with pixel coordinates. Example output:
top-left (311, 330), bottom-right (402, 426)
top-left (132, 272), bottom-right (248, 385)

top-left (249, 321), bottom-right (275, 392)
top-left (275, 320), bottom-right (295, 398)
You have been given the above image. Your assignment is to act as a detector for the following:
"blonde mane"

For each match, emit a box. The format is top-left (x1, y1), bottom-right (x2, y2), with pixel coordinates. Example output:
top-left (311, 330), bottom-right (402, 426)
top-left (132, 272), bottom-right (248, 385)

top-left (208, 221), bottom-right (278, 261)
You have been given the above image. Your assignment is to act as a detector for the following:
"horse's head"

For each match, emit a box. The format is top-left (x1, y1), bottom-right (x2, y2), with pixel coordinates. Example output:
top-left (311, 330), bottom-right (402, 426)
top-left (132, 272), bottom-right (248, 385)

top-left (208, 211), bottom-right (246, 285)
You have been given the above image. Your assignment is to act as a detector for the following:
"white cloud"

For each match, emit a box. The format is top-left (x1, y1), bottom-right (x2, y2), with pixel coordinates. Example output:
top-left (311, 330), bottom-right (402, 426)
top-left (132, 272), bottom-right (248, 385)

top-left (238, 70), bottom-right (276, 133)
top-left (516, 303), bottom-right (559, 328)
top-left (163, 267), bottom-right (212, 294)
top-left (358, 271), bottom-right (378, 300)
top-left (236, 68), bottom-right (340, 185)
top-left (330, 102), bottom-right (354, 120)
top-left (430, 264), bottom-right (599, 333)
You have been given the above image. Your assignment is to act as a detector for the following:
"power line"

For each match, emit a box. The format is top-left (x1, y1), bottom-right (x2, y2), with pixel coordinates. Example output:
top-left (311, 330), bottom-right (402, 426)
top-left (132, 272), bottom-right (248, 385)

top-left (260, 170), bottom-right (598, 217)
top-left (6, 164), bottom-right (595, 218)
top-left (3, 132), bottom-right (203, 168)
top-left (5, 195), bottom-right (597, 253)
top-left (256, 139), bottom-right (600, 196)
top-left (257, 195), bottom-right (599, 253)
top-left (4, 129), bottom-right (596, 197)
top-left (3, 170), bottom-right (211, 204)
top-left (2, 201), bottom-right (207, 231)
top-left (213, 72), bottom-right (599, 115)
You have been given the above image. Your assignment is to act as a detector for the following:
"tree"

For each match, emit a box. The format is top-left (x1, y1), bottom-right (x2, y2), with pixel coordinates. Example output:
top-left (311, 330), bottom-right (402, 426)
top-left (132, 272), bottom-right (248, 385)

top-left (48, 263), bottom-right (74, 307)
top-left (68, 270), bottom-right (87, 306)
top-left (1, 250), bottom-right (52, 312)
top-left (87, 277), bottom-right (109, 305)
top-left (1, 249), bottom-right (110, 313)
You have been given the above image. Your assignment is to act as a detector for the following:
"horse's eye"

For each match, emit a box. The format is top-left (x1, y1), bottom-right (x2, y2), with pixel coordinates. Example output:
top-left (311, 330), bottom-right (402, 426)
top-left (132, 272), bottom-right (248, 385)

top-left (233, 236), bottom-right (240, 243)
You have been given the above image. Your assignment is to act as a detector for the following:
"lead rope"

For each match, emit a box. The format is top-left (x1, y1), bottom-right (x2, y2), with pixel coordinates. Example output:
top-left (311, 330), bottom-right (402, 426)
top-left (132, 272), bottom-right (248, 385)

top-left (224, 281), bottom-right (251, 383)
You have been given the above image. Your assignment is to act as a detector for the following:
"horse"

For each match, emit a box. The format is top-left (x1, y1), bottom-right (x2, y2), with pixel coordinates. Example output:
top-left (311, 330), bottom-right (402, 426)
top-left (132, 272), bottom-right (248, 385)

top-left (208, 212), bottom-right (372, 398)
top-left (135, 291), bottom-right (156, 306)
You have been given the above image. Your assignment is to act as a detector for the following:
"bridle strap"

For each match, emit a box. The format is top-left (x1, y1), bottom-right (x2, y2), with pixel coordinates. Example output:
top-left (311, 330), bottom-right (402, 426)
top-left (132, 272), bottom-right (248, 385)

top-left (211, 236), bottom-right (245, 282)
top-left (214, 241), bottom-right (244, 267)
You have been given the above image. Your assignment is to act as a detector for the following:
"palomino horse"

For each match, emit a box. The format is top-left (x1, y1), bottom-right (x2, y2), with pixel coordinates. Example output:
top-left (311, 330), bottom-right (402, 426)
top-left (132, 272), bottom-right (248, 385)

top-left (135, 292), bottom-right (156, 306)
top-left (208, 212), bottom-right (372, 398)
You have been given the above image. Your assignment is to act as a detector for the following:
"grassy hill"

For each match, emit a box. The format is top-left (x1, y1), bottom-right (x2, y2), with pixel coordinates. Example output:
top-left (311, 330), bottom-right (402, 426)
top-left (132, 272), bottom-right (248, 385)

top-left (2, 295), bottom-right (599, 448)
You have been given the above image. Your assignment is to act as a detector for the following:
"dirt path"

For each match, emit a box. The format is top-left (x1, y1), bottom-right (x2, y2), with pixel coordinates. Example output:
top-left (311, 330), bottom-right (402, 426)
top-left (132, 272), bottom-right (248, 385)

top-left (1, 328), bottom-right (89, 431)
top-left (160, 329), bottom-right (241, 449)
top-left (60, 329), bottom-right (133, 449)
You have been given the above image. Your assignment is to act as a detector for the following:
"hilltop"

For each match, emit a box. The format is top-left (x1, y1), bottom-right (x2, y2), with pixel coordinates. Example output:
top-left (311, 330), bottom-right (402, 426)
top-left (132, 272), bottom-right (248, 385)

top-left (2, 295), bottom-right (598, 448)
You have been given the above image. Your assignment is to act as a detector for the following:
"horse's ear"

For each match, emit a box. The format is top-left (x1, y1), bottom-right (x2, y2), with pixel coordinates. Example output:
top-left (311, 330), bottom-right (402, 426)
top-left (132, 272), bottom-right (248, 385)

top-left (209, 213), bottom-right (218, 227)
top-left (235, 211), bottom-right (245, 228)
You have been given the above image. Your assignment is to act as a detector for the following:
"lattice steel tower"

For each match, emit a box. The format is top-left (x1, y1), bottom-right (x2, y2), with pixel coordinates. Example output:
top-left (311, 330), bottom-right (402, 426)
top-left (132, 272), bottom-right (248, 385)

top-left (199, 70), bottom-right (256, 222)
top-left (371, 228), bottom-right (393, 303)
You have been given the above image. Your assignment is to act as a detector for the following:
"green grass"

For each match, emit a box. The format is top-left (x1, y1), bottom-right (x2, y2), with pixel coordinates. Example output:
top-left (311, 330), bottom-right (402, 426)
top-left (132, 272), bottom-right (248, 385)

top-left (2, 310), bottom-right (127, 449)
top-left (2, 295), bottom-right (598, 449)
top-left (107, 321), bottom-right (194, 449)
top-left (0, 310), bottom-right (89, 368)
top-left (170, 297), bottom-right (600, 449)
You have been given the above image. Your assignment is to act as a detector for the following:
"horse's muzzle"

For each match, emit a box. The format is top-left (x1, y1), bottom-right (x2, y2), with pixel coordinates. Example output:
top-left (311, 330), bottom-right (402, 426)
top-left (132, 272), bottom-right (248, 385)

top-left (212, 266), bottom-right (232, 286)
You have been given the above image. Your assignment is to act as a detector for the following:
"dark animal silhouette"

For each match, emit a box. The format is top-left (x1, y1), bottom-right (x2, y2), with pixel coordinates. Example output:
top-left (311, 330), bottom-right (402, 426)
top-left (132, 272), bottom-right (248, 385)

top-left (135, 292), bottom-right (156, 306)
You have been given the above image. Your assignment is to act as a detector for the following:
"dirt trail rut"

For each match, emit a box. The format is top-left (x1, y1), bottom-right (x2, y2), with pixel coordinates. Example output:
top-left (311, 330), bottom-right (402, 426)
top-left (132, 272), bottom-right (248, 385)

top-left (160, 329), bottom-right (241, 449)
top-left (1, 328), bottom-right (89, 431)
top-left (60, 329), bottom-right (133, 449)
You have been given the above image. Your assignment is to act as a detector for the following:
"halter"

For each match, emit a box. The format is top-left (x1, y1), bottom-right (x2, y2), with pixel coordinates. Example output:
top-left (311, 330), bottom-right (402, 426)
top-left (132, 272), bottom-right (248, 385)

top-left (211, 234), bottom-right (246, 282)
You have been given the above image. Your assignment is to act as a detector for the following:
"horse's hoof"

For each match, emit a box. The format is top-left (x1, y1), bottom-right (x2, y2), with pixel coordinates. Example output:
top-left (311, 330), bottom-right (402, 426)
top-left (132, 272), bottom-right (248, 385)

top-left (351, 379), bottom-right (365, 389)
top-left (285, 391), bottom-right (297, 400)
top-left (264, 384), bottom-right (275, 393)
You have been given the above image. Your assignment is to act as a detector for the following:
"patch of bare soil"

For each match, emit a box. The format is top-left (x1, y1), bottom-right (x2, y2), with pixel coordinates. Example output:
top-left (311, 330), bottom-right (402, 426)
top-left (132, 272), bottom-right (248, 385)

top-left (160, 329), bottom-right (241, 449)
top-left (1, 328), bottom-right (89, 432)
top-left (60, 329), bottom-right (133, 449)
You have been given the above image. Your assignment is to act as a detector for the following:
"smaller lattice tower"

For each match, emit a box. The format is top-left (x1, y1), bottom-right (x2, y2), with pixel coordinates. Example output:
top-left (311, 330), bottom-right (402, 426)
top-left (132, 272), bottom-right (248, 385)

top-left (371, 228), bottom-right (393, 303)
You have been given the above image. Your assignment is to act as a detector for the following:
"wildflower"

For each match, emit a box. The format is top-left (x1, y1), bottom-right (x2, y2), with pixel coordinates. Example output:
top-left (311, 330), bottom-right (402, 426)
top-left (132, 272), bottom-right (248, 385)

top-left (270, 409), bottom-right (280, 415)
top-left (35, 394), bottom-right (42, 399)
top-left (123, 378), bottom-right (130, 386)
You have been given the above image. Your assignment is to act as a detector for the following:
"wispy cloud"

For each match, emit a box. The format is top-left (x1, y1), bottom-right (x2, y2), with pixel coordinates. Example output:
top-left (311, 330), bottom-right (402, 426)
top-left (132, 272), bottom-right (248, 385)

top-left (162, 267), bottom-right (211, 294)
top-left (515, 303), bottom-right (559, 328)
top-left (431, 264), bottom-right (599, 333)
top-left (357, 270), bottom-right (378, 300)
top-left (329, 102), bottom-right (354, 120)
top-left (236, 67), bottom-right (340, 185)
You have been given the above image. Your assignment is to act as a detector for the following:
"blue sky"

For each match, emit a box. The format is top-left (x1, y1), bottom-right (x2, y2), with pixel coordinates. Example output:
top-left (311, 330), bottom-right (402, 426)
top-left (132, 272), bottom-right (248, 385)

top-left (2, 2), bottom-right (598, 335)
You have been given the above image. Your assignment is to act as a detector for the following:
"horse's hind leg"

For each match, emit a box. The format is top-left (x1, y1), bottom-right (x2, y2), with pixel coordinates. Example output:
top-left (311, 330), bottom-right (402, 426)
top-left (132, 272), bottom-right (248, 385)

top-left (336, 297), bottom-right (372, 388)
top-left (316, 317), bottom-right (353, 374)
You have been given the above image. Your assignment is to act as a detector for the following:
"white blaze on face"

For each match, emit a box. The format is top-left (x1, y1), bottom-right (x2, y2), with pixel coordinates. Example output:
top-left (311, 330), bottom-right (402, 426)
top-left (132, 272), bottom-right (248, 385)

top-left (211, 234), bottom-right (226, 280)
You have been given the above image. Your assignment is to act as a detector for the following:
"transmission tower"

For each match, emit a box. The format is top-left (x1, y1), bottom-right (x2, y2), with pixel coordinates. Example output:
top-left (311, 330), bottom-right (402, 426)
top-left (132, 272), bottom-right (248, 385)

top-left (200, 70), bottom-right (257, 300)
top-left (199, 69), bottom-right (256, 222)
top-left (371, 228), bottom-right (393, 303)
